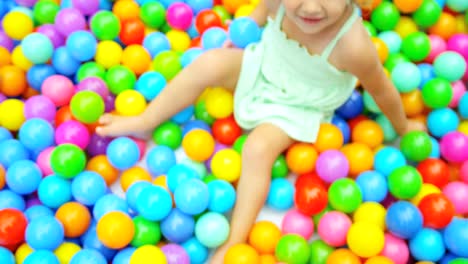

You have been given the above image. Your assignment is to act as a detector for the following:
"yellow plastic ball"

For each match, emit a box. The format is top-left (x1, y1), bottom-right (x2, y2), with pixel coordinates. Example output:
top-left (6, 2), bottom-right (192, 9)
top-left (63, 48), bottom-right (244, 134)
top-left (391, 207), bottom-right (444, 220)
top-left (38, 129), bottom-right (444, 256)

top-left (0, 47), bottom-right (11, 67)
top-left (0, 99), bottom-right (26, 131)
top-left (225, 243), bottom-right (260, 264)
top-left (15, 243), bottom-right (34, 264)
top-left (153, 175), bottom-right (169, 190)
top-left (347, 222), bottom-right (385, 258)
top-left (121, 166), bottom-right (152, 192)
top-left (121, 44), bottom-right (152, 75)
top-left (456, 15), bottom-right (468, 33)
top-left (365, 256), bottom-right (395, 264)
top-left (95, 40), bottom-right (123, 69)
top-left (459, 120), bottom-right (468, 136)
top-left (395, 16), bottom-right (418, 38)
top-left (196, 87), bottom-right (213, 103)
top-left (145, 27), bottom-right (157, 36)
top-left (2, 11), bottom-right (34, 40)
top-left (54, 242), bottom-right (81, 264)
top-left (235, 4), bottom-right (255, 18)
top-left (353, 202), bottom-right (387, 230)
top-left (115, 89), bottom-right (147, 116)
top-left (182, 129), bottom-right (215, 162)
top-left (130, 245), bottom-right (167, 264)
top-left (211, 148), bottom-right (242, 182)
top-left (11, 46), bottom-right (33, 71)
top-left (205, 87), bottom-right (234, 119)
top-left (166, 30), bottom-right (191, 52)
top-left (259, 254), bottom-right (277, 264)
top-left (410, 183), bottom-right (441, 205)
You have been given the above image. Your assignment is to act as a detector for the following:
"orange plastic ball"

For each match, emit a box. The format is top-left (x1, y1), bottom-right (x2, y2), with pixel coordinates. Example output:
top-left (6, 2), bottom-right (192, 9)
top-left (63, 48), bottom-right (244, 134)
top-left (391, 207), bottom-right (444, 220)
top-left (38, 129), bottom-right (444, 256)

top-left (55, 202), bottom-right (92, 238)
top-left (286, 143), bottom-right (318, 174)
top-left (259, 254), bottom-right (277, 264)
top-left (121, 44), bottom-right (151, 75)
top-left (248, 221), bottom-right (282, 254)
top-left (326, 249), bottom-right (362, 264)
top-left (429, 12), bottom-right (457, 40)
top-left (394, 0), bottom-right (423, 13)
top-left (315, 123), bottom-right (344, 152)
top-left (0, 65), bottom-right (27, 97)
top-left (401, 90), bottom-right (425, 117)
top-left (224, 243), bottom-right (260, 264)
top-left (351, 120), bottom-right (384, 149)
top-left (86, 155), bottom-right (119, 186)
top-left (22, 86), bottom-right (40, 99)
top-left (0, 164), bottom-right (5, 190)
top-left (120, 18), bottom-right (145, 46)
top-left (341, 143), bottom-right (374, 177)
top-left (372, 37), bottom-right (389, 63)
top-left (96, 211), bottom-right (135, 249)
top-left (0, 47), bottom-right (11, 67)
top-left (222, 0), bottom-right (249, 14)
top-left (112, 0), bottom-right (140, 22)
top-left (182, 129), bottom-right (215, 162)
top-left (365, 256), bottom-right (394, 264)
top-left (120, 166), bottom-right (152, 192)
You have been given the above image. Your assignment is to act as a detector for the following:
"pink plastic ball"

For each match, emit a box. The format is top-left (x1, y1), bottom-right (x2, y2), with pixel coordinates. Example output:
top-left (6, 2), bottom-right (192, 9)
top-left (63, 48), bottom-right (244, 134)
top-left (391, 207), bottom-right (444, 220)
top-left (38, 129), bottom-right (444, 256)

top-left (461, 161), bottom-right (468, 184)
top-left (36, 147), bottom-right (54, 176)
top-left (24, 95), bottom-right (57, 123)
top-left (315, 150), bottom-right (349, 183)
top-left (41, 75), bottom-right (75, 107)
top-left (166, 2), bottom-right (193, 31)
top-left (380, 233), bottom-right (409, 264)
top-left (447, 34), bottom-right (468, 61)
top-left (281, 209), bottom-right (314, 240)
top-left (426, 35), bottom-right (447, 63)
top-left (449, 81), bottom-right (466, 108)
top-left (440, 131), bottom-right (468, 163)
top-left (130, 137), bottom-right (147, 160)
top-left (317, 211), bottom-right (351, 247)
top-left (55, 120), bottom-right (90, 149)
top-left (443, 181), bottom-right (468, 214)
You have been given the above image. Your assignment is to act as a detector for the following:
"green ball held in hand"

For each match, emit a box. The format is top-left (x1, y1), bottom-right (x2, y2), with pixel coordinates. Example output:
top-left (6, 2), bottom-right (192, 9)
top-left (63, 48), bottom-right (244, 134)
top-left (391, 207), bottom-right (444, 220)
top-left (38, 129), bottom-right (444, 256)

top-left (105, 65), bottom-right (137, 95)
top-left (76, 62), bottom-right (106, 82)
top-left (309, 239), bottom-right (334, 264)
top-left (152, 51), bottom-right (182, 81)
top-left (50, 144), bottom-right (87, 179)
top-left (400, 131), bottom-right (432, 162)
top-left (388, 165), bottom-right (423, 199)
top-left (412, 0), bottom-right (442, 28)
top-left (131, 216), bottom-right (161, 247)
top-left (401, 32), bottom-right (431, 62)
top-left (140, 2), bottom-right (166, 29)
top-left (422, 78), bottom-right (453, 109)
top-left (433, 51), bottom-right (467, 82)
top-left (275, 234), bottom-right (311, 264)
top-left (90, 11), bottom-right (121, 40)
top-left (152, 121), bottom-right (182, 149)
top-left (70, 91), bottom-right (105, 124)
top-left (370, 2), bottom-right (400, 31)
top-left (328, 178), bottom-right (362, 213)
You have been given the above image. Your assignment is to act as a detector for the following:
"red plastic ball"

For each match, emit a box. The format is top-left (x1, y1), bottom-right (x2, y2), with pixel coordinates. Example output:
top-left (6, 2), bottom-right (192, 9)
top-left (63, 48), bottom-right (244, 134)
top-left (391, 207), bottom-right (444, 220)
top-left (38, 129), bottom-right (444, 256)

top-left (195, 10), bottom-right (222, 34)
top-left (190, 36), bottom-right (202, 48)
top-left (212, 115), bottom-right (242, 145)
top-left (417, 158), bottom-right (450, 188)
top-left (418, 193), bottom-right (455, 229)
top-left (119, 19), bottom-right (145, 46)
top-left (0, 209), bottom-right (28, 246)
top-left (56, 105), bottom-right (75, 127)
top-left (295, 180), bottom-right (328, 216)
top-left (295, 172), bottom-right (325, 188)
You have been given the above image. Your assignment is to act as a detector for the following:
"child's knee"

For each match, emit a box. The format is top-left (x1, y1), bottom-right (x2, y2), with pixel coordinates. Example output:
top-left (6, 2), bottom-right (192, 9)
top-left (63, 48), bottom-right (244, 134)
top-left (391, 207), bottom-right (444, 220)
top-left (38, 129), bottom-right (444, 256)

top-left (242, 136), bottom-right (272, 162)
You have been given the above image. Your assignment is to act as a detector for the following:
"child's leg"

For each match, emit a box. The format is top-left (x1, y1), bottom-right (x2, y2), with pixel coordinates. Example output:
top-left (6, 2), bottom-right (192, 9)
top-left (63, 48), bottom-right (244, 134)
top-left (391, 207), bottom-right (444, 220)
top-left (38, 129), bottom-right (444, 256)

top-left (96, 49), bottom-right (244, 137)
top-left (210, 123), bottom-right (295, 263)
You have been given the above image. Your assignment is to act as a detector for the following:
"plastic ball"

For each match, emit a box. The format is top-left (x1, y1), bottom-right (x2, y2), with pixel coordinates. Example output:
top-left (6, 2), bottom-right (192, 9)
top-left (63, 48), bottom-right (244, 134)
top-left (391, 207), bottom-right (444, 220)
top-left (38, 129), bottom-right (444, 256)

top-left (281, 209), bottom-right (314, 240)
top-left (114, 90), bottom-right (146, 116)
top-left (55, 120), bottom-right (90, 149)
top-left (113, 247), bottom-right (136, 264)
top-left (136, 185), bottom-right (172, 221)
top-left (402, 32), bottom-right (431, 62)
top-left (204, 87), bottom-right (234, 119)
top-left (417, 158), bottom-right (450, 188)
top-left (224, 244), bottom-right (259, 264)
top-left (130, 245), bottom-right (167, 264)
top-left (206, 179), bottom-right (236, 213)
top-left (314, 123), bottom-right (344, 151)
top-left (210, 148), bottom-right (241, 182)
top-left (429, 12), bottom-right (457, 40)
top-left (152, 50), bottom-right (182, 81)
top-left (54, 8), bottom-right (86, 36)
top-left (86, 155), bottom-right (119, 186)
top-left (0, 208), bottom-right (27, 246)
top-left (153, 121), bottom-right (183, 149)
top-left (64, 30), bottom-right (97, 63)
top-left (443, 218), bottom-right (468, 258)
top-left (418, 193), bottom-right (454, 229)
top-left (228, 17), bottom-right (261, 48)
top-left (132, 216), bottom-right (161, 247)
top-left (71, 170), bottom-right (106, 206)
top-left (266, 178), bottom-right (294, 210)
top-left (295, 176), bottom-right (328, 215)
top-left (121, 45), bottom-right (151, 75)
top-left (443, 182), bottom-right (468, 214)
top-left (395, 16), bottom-right (418, 38)
top-left (308, 240), bottom-right (334, 264)
top-left (0, 99), bottom-right (26, 131)
top-left (41, 75), bottom-right (75, 107)
top-left (0, 139), bottom-right (30, 170)
top-left (370, 2), bottom-right (400, 31)
top-left (386, 201), bottom-right (423, 239)
top-left (24, 250), bottom-right (59, 264)
top-left (347, 221), bottom-right (384, 258)
top-left (0, 246), bottom-right (15, 264)
top-left (195, 9), bottom-right (222, 34)
top-left (326, 249), bottom-right (360, 264)
top-left (37, 175), bottom-right (72, 209)
top-left (50, 144), bottom-right (87, 179)
top-left (120, 166), bottom-right (151, 192)
top-left (166, 2), bottom-right (193, 30)
top-left (5, 160), bottom-right (42, 195)
top-left (427, 108), bottom-right (459, 138)
top-left (90, 10), bottom-right (121, 40)
top-left (433, 51), bottom-right (466, 82)
top-left (353, 202), bottom-right (387, 230)
top-left (317, 211), bottom-right (351, 247)
top-left (21, 33), bottom-right (53, 64)
top-left (413, 0), bottom-right (442, 28)
top-left (174, 178), bottom-right (209, 215)
top-left (328, 178), bottom-right (362, 213)
top-left (70, 249), bottom-right (106, 264)
top-left (18, 118), bottom-right (54, 152)
top-left (391, 61), bottom-right (421, 92)
top-left (106, 65), bottom-right (137, 95)
top-left (2, 11), bottom-right (34, 40)
top-left (450, 81), bottom-right (466, 108)
top-left (106, 137), bottom-right (140, 171)
top-left (286, 143), bottom-right (317, 174)
top-left (201, 27), bottom-right (228, 49)
top-left (248, 221), bottom-right (281, 254)
top-left (356, 170), bottom-right (388, 202)
top-left (135, 71), bottom-right (166, 101)
top-left (161, 244), bottom-right (190, 264)
top-left (440, 131), bottom-right (468, 163)
top-left (26, 215), bottom-right (64, 250)
top-left (55, 202), bottom-right (91, 238)
top-left (422, 78), bottom-right (453, 109)
top-left (351, 119), bottom-right (384, 148)
top-left (160, 208), bottom-right (195, 244)
top-left (400, 131), bottom-right (432, 162)
top-left (388, 165), bottom-right (423, 199)
top-left (211, 116), bottom-right (242, 145)
top-left (15, 243), bottom-right (34, 264)
top-left (195, 212), bottom-right (230, 248)
top-left (96, 211), bottom-right (134, 249)
top-left (181, 129), bottom-right (215, 162)
top-left (92, 194), bottom-right (128, 222)
top-left (315, 150), bottom-right (349, 183)
top-left (340, 142), bottom-right (374, 176)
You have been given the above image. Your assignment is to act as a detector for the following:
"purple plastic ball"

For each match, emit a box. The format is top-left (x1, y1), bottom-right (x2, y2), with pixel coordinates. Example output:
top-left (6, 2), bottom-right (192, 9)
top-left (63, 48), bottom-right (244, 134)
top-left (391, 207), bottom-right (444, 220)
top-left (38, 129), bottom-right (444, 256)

top-left (87, 134), bottom-right (112, 157)
top-left (161, 244), bottom-right (190, 264)
top-left (24, 95), bottom-right (57, 123)
top-left (71, 0), bottom-right (99, 16)
top-left (0, 30), bottom-right (14, 51)
top-left (316, 150), bottom-right (350, 183)
top-left (76, 77), bottom-right (110, 99)
top-left (104, 94), bottom-right (115, 113)
top-left (54, 8), bottom-right (87, 37)
top-left (36, 24), bottom-right (65, 49)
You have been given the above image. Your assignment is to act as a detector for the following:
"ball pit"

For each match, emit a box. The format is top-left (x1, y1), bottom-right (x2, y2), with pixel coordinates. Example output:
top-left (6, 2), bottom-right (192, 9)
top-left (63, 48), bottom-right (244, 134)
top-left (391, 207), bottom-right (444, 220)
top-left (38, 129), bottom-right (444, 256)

top-left (0, 0), bottom-right (468, 263)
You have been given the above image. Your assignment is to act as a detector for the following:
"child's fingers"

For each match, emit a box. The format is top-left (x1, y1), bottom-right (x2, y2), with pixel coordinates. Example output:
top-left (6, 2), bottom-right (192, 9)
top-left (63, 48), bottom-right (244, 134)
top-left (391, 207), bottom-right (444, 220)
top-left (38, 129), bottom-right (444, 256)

top-left (98, 113), bottom-right (113, 125)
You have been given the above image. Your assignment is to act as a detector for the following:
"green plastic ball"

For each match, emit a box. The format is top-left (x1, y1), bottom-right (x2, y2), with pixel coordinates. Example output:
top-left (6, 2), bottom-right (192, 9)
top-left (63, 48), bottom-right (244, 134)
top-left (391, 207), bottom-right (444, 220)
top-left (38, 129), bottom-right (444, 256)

top-left (90, 10), bottom-right (121, 40)
top-left (194, 101), bottom-right (215, 125)
top-left (232, 134), bottom-right (247, 153)
top-left (371, 2), bottom-right (401, 31)
top-left (105, 65), bottom-right (137, 95)
top-left (363, 21), bottom-right (377, 37)
top-left (433, 51), bottom-right (467, 81)
top-left (384, 53), bottom-right (410, 72)
top-left (401, 32), bottom-right (431, 62)
top-left (309, 239), bottom-right (334, 264)
top-left (131, 216), bottom-right (161, 247)
top-left (400, 131), bottom-right (432, 162)
top-left (422, 78), bottom-right (453, 109)
top-left (33, 0), bottom-right (60, 25)
top-left (50, 144), bottom-right (87, 179)
top-left (363, 91), bottom-right (382, 114)
top-left (160, 21), bottom-right (173, 34)
top-left (272, 155), bottom-right (288, 179)
top-left (375, 114), bottom-right (398, 142)
top-left (328, 178), bottom-right (362, 213)
top-left (70, 91), bottom-right (105, 124)
top-left (388, 165), bottom-right (423, 199)
top-left (450, 258), bottom-right (468, 264)
top-left (212, 5), bottom-right (231, 23)
top-left (413, 0), bottom-right (442, 28)
top-left (76, 62), bottom-right (106, 82)
top-left (275, 234), bottom-right (311, 264)
top-left (152, 50), bottom-right (182, 80)
top-left (203, 174), bottom-right (217, 184)
top-left (140, 2), bottom-right (166, 29)
top-left (152, 121), bottom-right (182, 149)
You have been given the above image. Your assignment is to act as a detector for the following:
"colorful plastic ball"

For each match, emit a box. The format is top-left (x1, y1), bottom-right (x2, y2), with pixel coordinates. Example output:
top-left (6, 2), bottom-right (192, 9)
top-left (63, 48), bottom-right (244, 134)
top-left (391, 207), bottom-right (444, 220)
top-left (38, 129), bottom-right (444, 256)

top-left (209, 148), bottom-right (241, 182)
top-left (427, 108), bottom-right (460, 138)
top-left (152, 121), bottom-right (182, 149)
top-left (129, 245), bottom-right (167, 264)
top-left (152, 50), bottom-right (182, 81)
top-left (340, 142), bottom-right (374, 176)
top-left (248, 221), bottom-right (281, 254)
top-left (328, 178), bottom-right (362, 213)
top-left (443, 182), bottom-right (468, 214)
top-left (90, 10), bottom-right (120, 40)
top-left (41, 75), bottom-right (74, 107)
top-left (417, 158), bottom-right (449, 188)
top-left (413, 0), bottom-right (442, 28)
top-left (347, 221), bottom-right (384, 258)
top-left (0, 99), bottom-right (26, 131)
top-left (96, 211), bottom-right (134, 249)
top-left (325, 249), bottom-right (360, 264)
top-left (426, 35), bottom-right (447, 64)
top-left (380, 233), bottom-right (409, 264)
top-left (195, 212), bottom-right (229, 248)
top-left (389, 165), bottom-right (423, 199)
top-left (181, 237), bottom-right (208, 264)
top-left (429, 12), bottom-right (457, 40)
top-left (402, 32), bottom-right (431, 62)
top-left (421, 78), bottom-right (453, 109)
top-left (181, 129), bottom-right (215, 162)
top-left (70, 249), bottom-right (106, 264)
top-left (281, 209), bottom-right (314, 240)
top-left (105, 137), bottom-right (140, 171)
top-left (433, 51), bottom-right (466, 82)
top-left (86, 154), bottom-right (119, 186)
top-left (275, 234), bottom-right (310, 264)
top-left (315, 150), bottom-right (349, 183)
top-left (136, 185), bottom-right (172, 221)
top-left (211, 116), bottom-right (241, 145)
top-left (285, 143), bottom-right (317, 174)
top-left (23, 250), bottom-right (59, 264)
top-left (353, 202), bottom-right (387, 231)
top-left (195, 9), bottom-right (222, 34)
top-left (112, 247), bottom-right (136, 264)
top-left (5, 160), bottom-right (41, 195)
top-left (314, 123), bottom-right (344, 151)
top-left (266, 178), bottom-right (294, 210)
top-left (0, 246), bottom-right (14, 264)
top-left (391, 61), bottom-right (421, 92)
top-left (386, 201), bottom-right (423, 239)
top-left (2, 11), bottom-right (34, 40)
top-left (140, 1), bottom-right (165, 29)
top-left (449, 258), bottom-right (468, 264)
top-left (447, 34), bottom-right (468, 61)
top-left (55, 120), bottom-right (89, 150)
top-left (143, 32), bottom-right (170, 58)
top-left (0, 189), bottom-right (26, 211)
top-left (114, 90), bottom-right (146, 117)
top-left (65, 30), bottom-right (97, 62)
top-left (92, 194), bottom-right (128, 221)
top-left (440, 131), bottom-right (468, 163)
top-left (0, 139), bottom-right (30, 169)
top-left (26, 64), bottom-right (55, 92)
top-left (105, 65), bottom-right (137, 95)
top-left (206, 179), bottom-right (236, 213)
top-left (120, 166), bottom-right (151, 192)
top-left (26, 215), bottom-right (64, 250)
top-left (70, 170), bottom-right (106, 206)
top-left (228, 17), bottom-right (261, 48)
top-left (370, 2), bottom-right (400, 31)
top-left (166, 2), bottom-right (193, 30)
top-left (18, 118), bottom-right (54, 152)
top-left (174, 178), bottom-right (209, 215)
top-left (36, 24), bottom-right (64, 49)
top-left (55, 7), bottom-right (87, 37)
top-left (418, 193), bottom-right (454, 229)
top-left (395, 16), bottom-right (418, 38)
top-left (295, 177), bottom-right (327, 216)
top-left (160, 244), bottom-right (189, 264)
top-left (71, 0), bottom-right (99, 15)
top-left (356, 171), bottom-right (388, 202)
top-left (400, 131), bottom-right (432, 162)
top-left (131, 215), bottom-right (161, 247)
top-left (37, 175), bottom-right (72, 209)
top-left (317, 211), bottom-right (351, 247)
top-left (450, 81), bottom-right (466, 108)
top-left (145, 146), bottom-right (175, 177)
top-left (81, 222), bottom-right (118, 261)
top-left (15, 243), bottom-right (34, 264)
top-left (352, 119), bottom-right (384, 148)
top-left (55, 202), bottom-right (91, 238)
top-left (20, 33), bottom-right (53, 64)
top-left (76, 77), bottom-right (109, 99)
top-left (223, 244), bottom-right (259, 264)
top-left (443, 218), bottom-right (468, 257)
top-left (51, 47), bottom-right (80, 76)
top-left (0, 208), bottom-right (27, 246)
top-left (50, 144), bottom-right (86, 179)
top-left (120, 19), bottom-right (146, 46)
top-left (135, 71), bottom-right (166, 101)
top-left (160, 208), bottom-right (195, 244)
top-left (308, 240), bottom-right (334, 264)
top-left (378, 31), bottom-right (402, 54)
top-left (201, 27), bottom-right (227, 49)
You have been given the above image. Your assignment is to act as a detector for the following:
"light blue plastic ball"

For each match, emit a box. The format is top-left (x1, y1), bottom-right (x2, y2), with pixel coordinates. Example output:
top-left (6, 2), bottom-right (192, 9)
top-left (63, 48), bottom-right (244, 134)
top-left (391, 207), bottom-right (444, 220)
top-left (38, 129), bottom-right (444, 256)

top-left (126, 181), bottom-right (152, 212)
top-left (0, 127), bottom-right (13, 143)
top-left (386, 201), bottom-right (423, 239)
top-left (6, 159), bottom-right (42, 195)
top-left (0, 247), bottom-right (15, 264)
top-left (207, 179), bottom-right (236, 213)
top-left (52, 47), bottom-right (81, 76)
top-left (136, 185), bottom-right (172, 221)
top-left (229, 17), bottom-right (262, 48)
top-left (410, 228), bottom-right (445, 262)
top-left (429, 136), bottom-right (441, 158)
top-left (392, 61), bottom-right (421, 92)
top-left (0, 139), bottom-right (30, 169)
top-left (195, 212), bottom-right (230, 248)
top-left (26, 215), bottom-right (64, 250)
top-left (378, 31), bottom-right (402, 54)
top-left (444, 218), bottom-right (468, 257)
top-left (459, 92), bottom-right (468, 118)
top-left (143, 32), bottom-right (170, 58)
top-left (112, 247), bottom-right (136, 264)
top-left (135, 71), bottom-right (166, 101)
top-left (180, 48), bottom-right (203, 67)
top-left (24, 205), bottom-right (54, 222)
top-left (65, 30), bottom-right (98, 62)
top-left (182, 237), bottom-right (208, 264)
top-left (70, 249), bottom-right (107, 264)
top-left (171, 105), bottom-right (194, 124)
top-left (356, 170), bottom-right (388, 203)
top-left (21, 33), bottom-right (54, 64)
top-left (27, 64), bottom-right (56, 91)
top-left (106, 137), bottom-right (140, 170)
top-left (0, 189), bottom-right (25, 210)
top-left (427, 108), bottom-right (460, 138)
top-left (18, 118), bottom-right (55, 152)
top-left (267, 178), bottom-right (294, 210)
top-left (434, 51), bottom-right (467, 81)
top-left (186, 0), bottom-right (213, 14)
top-left (160, 208), bottom-right (195, 243)
top-left (201, 27), bottom-right (227, 50)
top-left (374, 146), bottom-right (407, 177)
top-left (418, 63), bottom-right (436, 87)
top-left (37, 175), bottom-right (72, 209)
top-left (174, 178), bottom-right (209, 215)
top-left (167, 164), bottom-right (199, 192)
top-left (92, 194), bottom-right (128, 220)
top-left (81, 222), bottom-right (117, 261)
top-left (71, 170), bottom-right (107, 206)
top-left (23, 250), bottom-right (59, 264)
top-left (146, 145), bottom-right (176, 176)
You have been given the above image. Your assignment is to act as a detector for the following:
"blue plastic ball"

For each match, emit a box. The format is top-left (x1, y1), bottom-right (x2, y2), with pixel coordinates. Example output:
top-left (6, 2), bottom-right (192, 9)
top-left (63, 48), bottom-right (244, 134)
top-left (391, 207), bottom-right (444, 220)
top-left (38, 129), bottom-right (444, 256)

top-left (6, 160), bottom-right (42, 195)
top-left (0, 127), bottom-right (13, 142)
top-left (459, 92), bottom-right (468, 119)
top-left (374, 146), bottom-right (407, 177)
top-left (331, 115), bottom-right (351, 143)
top-left (182, 120), bottom-right (211, 136)
top-left (146, 145), bottom-right (176, 176)
top-left (143, 32), bottom-right (170, 58)
top-left (26, 215), bottom-right (64, 250)
top-left (66, 30), bottom-right (98, 62)
top-left (112, 247), bottom-right (136, 264)
top-left (37, 175), bottom-right (72, 209)
top-left (180, 48), bottom-right (203, 67)
top-left (23, 250), bottom-right (59, 264)
top-left (187, 20), bottom-right (199, 38)
top-left (52, 47), bottom-right (81, 76)
top-left (427, 108), bottom-right (460, 138)
top-left (418, 63), bottom-right (435, 87)
top-left (201, 27), bottom-right (227, 50)
top-left (126, 181), bottom-right (152, 212)
top-left (174, 178), bottom-right (209, 215)
top-left (27, 64), bottom-right (56, 91)
top-left (92, 194), bottom-right (128, 220)
top-left (70, 249), bottom-right (107, 264)
top-left (18, 118), bottom-right (55, 152)
top-left (106, 137), bottom-right (140, 170)
top-left (182, 237), bottom-right (209, 264)
top-left (81, 222), bottom-right (117, 261)
top-left (266, 178), bottom-right (294, 210)
top-left (0, 139), bottom-right (30, 169)
top-left (135, 71), bottom-right (166, 101)
top-left (0, 246), bottom-right (14, 264)
top-left (136, 185), bottom-right (172, 221)
top-left (21, 33), bottom-right (54, 64)
top-left (171, 105), bottom-right (194, 124)
top-left (207, 179), bottom-right (236, 213)
top-left (0, 189), bottom-right (25, 210)
top-left (186, 0), bottom-right (212, 14)
top-left (24, 205), bottom-right (54, 222)
top-left (160, 208), bottom-right (195, 243)
top-left (391, 61), bottom-right (421, 92)
top-left (356, 170), bottom-right (388, 202)
top-left (71, 170), bottom-right (107, 206)
top-left (444, 218), bottom-right (468, 257)
top-left (386, 201), bottom-right (423, 239)
top-left (228, 17), bottom-right (261, 48)
top-left (429, 136), bottom-right (441, 158)
top-left (167, 164), bottom-right (199, 192)
top-left (409, 228), bottom-right (445, 262)
top-left (336, 90), bottom-right (364, 119)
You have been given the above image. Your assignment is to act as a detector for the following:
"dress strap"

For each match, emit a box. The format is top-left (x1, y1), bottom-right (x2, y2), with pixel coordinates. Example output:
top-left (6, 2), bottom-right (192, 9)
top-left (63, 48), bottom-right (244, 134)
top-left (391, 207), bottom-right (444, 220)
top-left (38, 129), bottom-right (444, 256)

top-left (321, 6), bottom-right (359, 60)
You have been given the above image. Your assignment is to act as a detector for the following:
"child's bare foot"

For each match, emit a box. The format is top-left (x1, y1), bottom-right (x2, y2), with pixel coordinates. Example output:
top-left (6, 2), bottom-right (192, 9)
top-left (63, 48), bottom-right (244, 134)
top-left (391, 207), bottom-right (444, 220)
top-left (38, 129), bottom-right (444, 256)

top-left (95, 113), bottom-right (152, 139)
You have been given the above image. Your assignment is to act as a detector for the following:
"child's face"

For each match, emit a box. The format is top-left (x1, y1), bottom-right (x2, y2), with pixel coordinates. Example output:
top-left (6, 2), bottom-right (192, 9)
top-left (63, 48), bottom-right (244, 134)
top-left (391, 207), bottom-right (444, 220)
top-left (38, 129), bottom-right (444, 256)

top-left (282, 0), bottom-right (350, 34)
